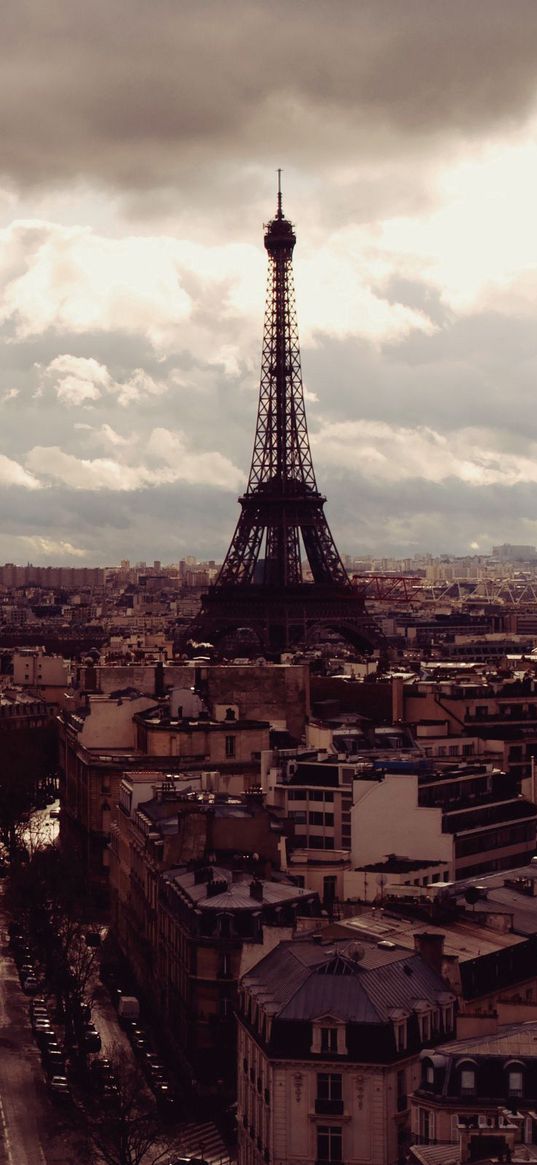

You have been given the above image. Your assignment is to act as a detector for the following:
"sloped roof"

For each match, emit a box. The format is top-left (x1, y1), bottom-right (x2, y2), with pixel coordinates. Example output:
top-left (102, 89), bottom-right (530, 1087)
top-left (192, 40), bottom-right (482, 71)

top-left (243, 939), bottom-right (455, 1025)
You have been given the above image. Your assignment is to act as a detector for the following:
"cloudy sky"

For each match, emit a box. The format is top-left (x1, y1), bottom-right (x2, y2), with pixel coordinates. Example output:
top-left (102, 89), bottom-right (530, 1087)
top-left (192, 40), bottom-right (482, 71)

top-left (3, 0), bottom-right (537, 564)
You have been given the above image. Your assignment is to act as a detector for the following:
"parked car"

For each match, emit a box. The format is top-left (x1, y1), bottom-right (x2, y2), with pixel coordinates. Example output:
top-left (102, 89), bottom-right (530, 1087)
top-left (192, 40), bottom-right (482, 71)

top-left (30, 995), bottom-right (48, 1010)
top-left (35, 1027), bottom-right (57, 1050)
top-left (153, 1079), bottom-right (179, 1114)
top-left (31, 1010), bottom-right (49, 1028)
top-left (81, 1024), bottom-right (101, 1053)
top-left (23, 975), bottom-right (40, 995)
top-left (42, 1051), bottom-right (66, 1076)
top-left (47, 1075), bottom-right (71, 1102)
top-left (89, 1059), bottom-right (119, 1097)
top-left (117, 995), bottom-right (140, 1025)
top-left (167, 1157), bottom-right (208, 1164)
top-left (14, 946), bottom-right (33, 968)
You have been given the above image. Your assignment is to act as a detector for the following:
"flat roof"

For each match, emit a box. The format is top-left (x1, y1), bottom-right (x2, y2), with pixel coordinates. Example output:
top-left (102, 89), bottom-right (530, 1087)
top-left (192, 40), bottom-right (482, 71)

top-left (334, 911), bottom-right (525, 960)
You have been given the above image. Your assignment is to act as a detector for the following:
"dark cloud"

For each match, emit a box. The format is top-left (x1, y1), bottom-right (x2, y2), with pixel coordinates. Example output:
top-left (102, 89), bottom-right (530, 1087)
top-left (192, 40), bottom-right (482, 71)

top-left (2, 1), bottom-right (537, 197)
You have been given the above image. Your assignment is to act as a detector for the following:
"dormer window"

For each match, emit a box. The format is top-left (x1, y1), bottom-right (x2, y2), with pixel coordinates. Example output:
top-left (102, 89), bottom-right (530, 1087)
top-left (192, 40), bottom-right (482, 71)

top-left (416, 1007), bottom-right (432, 1043)
top-left (394, 1020), bottom-right (407, 1053)
top-left (311, 1020), bottom-right (347, 1056)
top-left (458, 1062), bottom-right (477, 1096)
top-left (321, 1027), bottom-right (338, 1055)
top-left (506, 1062), bottom-right (524, 1099)
top-left (422, 1060), bottom-right (435, 1088)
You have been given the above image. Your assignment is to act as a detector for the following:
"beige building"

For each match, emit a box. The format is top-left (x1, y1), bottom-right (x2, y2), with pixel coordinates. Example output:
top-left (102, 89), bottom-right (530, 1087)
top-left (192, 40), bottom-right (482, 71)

top-left (237, 935), bottom-right (457, 1165)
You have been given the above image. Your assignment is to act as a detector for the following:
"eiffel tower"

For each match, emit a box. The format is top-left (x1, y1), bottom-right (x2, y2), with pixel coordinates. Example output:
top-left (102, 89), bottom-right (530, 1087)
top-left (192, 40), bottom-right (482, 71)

top-left (189, 179), bottom-right (380, 657)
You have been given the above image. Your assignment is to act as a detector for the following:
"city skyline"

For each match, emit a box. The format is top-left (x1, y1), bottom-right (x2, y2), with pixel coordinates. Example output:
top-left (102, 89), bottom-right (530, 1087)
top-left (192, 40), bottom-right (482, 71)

top-left (2, 2), bottom-right (537, 563)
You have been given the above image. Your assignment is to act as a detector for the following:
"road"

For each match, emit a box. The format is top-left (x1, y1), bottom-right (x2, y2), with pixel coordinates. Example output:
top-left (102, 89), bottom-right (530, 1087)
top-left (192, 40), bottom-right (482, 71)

top-left (0, 885), bottom-right (88, 1165)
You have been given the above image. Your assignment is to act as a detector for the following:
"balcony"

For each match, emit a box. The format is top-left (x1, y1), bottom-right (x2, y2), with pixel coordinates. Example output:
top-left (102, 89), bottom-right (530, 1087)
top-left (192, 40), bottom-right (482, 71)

top-left (315, 1098), bottom-right (344, 1115)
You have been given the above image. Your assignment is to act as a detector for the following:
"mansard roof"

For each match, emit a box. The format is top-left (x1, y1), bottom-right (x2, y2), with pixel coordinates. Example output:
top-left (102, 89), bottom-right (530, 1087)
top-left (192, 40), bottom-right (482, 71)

top-left (242, 938), bottom-right (455, 1025)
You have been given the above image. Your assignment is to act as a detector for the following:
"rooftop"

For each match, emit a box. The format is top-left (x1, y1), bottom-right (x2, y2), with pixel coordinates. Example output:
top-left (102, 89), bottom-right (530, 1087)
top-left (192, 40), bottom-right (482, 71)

top-left (242, 938), bottom-right (455, 1024)
top-left (332, 910), bottom-right (525, 960)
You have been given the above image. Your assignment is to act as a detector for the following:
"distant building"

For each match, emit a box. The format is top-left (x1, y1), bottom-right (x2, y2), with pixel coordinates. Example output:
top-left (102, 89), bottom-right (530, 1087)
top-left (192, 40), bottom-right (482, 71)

top-left (492, 544), bottom-right (537, 561)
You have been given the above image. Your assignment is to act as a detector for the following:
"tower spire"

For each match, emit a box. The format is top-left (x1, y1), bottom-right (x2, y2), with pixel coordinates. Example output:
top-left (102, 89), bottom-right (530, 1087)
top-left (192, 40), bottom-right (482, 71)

top-left (187, 189), bottom-right (381, 657)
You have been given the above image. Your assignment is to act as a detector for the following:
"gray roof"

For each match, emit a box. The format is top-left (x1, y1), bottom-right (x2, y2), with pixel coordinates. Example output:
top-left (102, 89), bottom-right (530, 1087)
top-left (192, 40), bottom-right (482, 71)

top-left (165, 866), bottom-right (314, 911)
top-left (432, 1019), bottom-right (537, 1059)
top-left (242, 939), bottom-right (455, 1025)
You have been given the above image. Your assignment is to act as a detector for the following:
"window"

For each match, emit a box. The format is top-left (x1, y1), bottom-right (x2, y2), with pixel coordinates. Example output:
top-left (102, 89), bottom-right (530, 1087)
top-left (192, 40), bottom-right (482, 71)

top-left (397, 1068), bottom-right (407, 1111)
top-left (460, 1067), bottom-right (476, 1096)
top-left (418, 1011), bottom-right (431, 1042)
top-left (225, 735), bottom-right (236, 758)
top-left (317, 1125), bottom-right (342, 1163)
top-left (419, 1108), bottom-right (434, 1144)
top-left (508, 1068), bottom-right (523, 1098)
top-left (317, 1073), bottom-right (342, 1100)
top-left (321, 1027), bottom-right (339, 1054)
top-left (394, 1020), bottom-right (407, 1052)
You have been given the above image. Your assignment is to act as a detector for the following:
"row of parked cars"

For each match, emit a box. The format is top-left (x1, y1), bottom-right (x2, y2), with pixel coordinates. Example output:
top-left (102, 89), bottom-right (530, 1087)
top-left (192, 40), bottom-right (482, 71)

top-left (9, 921), bottom-right (41, 995)
top-left (8, 919), bottom-right (103, 1105)
top-left (30, 995), bottom-right (71, 1101)
top-left (100, 970), bottom-right (180, 1118)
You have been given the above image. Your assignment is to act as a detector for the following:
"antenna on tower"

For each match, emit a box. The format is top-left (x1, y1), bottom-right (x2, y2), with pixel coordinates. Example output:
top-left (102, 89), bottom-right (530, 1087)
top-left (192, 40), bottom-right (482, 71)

top-left (277, 168), bottom-right (283, 218)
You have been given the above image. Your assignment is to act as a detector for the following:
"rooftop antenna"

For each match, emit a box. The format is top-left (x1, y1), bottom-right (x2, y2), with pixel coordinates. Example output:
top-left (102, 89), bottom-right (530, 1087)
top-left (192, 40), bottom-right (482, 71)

top-left (277, 168), bottom-right (283, 218)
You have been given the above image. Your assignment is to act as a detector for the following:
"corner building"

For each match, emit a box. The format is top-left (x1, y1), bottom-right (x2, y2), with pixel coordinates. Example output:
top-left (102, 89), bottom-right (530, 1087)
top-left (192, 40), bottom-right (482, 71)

top-left (237, 937), bottom-right (457, 1165)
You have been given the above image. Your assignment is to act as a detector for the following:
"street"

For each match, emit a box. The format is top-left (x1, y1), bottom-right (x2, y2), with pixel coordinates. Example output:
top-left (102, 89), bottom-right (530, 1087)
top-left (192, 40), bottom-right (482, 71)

top-left (0, 885), bottom-right (89, 1165)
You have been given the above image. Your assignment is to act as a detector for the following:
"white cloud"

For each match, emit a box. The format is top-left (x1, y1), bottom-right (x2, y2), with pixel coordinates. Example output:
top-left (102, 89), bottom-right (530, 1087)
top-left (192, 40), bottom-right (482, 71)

top-left (16, 536), bottom-right (87, 558)
top-left (0, 387), bottom-right (19, 404)
top-left (0, 217), bottom-right (438, 357)
top-left (0, 453), bottom-right (40, 489)
top-left (38, 353), bottom-right (168, 408)
top-left (40, 354), bottom-right (110, 404)
top-left (25, 428), bottom-right (244, 492)
top-left (312, 419), bottom-right (537, 488)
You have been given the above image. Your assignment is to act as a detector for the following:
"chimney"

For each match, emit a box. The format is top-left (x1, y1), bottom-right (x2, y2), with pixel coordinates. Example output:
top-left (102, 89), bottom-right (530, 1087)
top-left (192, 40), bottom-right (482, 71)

top-left (414, 932), bottom-right (445, 974)
top-left (250, 878), bottom-right (264, 902)
top-left (392, 677), bottom-right (404, 722)
top-left (154, 661), bottom-right (165, 698)
top-left (206, 877), bottom-right (228, 898)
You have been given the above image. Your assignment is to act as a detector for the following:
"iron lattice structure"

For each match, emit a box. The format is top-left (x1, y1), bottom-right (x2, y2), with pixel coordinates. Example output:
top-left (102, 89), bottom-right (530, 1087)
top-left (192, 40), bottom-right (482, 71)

top-left (189, 188), bottom-right (381, 656)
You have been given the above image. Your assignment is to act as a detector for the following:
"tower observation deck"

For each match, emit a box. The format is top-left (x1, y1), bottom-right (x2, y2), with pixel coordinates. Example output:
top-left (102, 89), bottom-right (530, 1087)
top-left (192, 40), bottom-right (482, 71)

top-left (187, 182), bottom-right (381, 657)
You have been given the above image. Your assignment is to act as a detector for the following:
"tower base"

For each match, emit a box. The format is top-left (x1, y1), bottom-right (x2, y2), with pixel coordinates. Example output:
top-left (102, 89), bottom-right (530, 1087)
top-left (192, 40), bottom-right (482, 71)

top-left (185, 583), bottom-right (382, 658)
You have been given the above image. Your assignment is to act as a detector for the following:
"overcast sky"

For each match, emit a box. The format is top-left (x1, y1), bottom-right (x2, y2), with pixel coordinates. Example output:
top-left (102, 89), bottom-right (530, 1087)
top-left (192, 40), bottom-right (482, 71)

top-left (2, 0), bottom-right (537, 564)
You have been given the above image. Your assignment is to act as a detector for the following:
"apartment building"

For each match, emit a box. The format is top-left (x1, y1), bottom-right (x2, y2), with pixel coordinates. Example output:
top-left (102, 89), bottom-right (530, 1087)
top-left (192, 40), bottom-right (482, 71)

top-left (237, 935), bottom-right (457, 1165)
top-left (413, 1019), bottom-right (537, 1151)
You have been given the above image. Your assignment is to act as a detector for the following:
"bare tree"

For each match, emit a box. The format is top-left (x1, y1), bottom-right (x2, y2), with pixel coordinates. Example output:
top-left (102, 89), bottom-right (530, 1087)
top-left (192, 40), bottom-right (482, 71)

top-left (87, 1045), bottom-right (178, 1165)
top-left (7, 843), bottom-right (100, 1042)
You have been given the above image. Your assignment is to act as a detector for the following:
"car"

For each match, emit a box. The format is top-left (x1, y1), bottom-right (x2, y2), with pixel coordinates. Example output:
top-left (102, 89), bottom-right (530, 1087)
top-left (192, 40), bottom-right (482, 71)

top-left (35, 1027), bottom-right (57, 1049)
top-left (167, 1157), bottom-right (208, 1164)
top-left (31, 1009), bottom-right (49, 1023)
top-left (23, 976), bottom-right (40, 995)
top-left (31, 1004), bottom-right (49, 1019)
top-left (30, 995), bottom-right (48, 1009)
top-left (89, 1058), bottom-right (120, 1095)
top-left (153, 1080), bottom-right (179, 1114)
top-left (81, 1025), bottom-right (101, 1052)
top-left (14, 946), bottom-right (33, 968)
top-left (47, 1075), bottom-right (71, 1101)
top-left (43, 1053), bottom-right (66, 1076)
